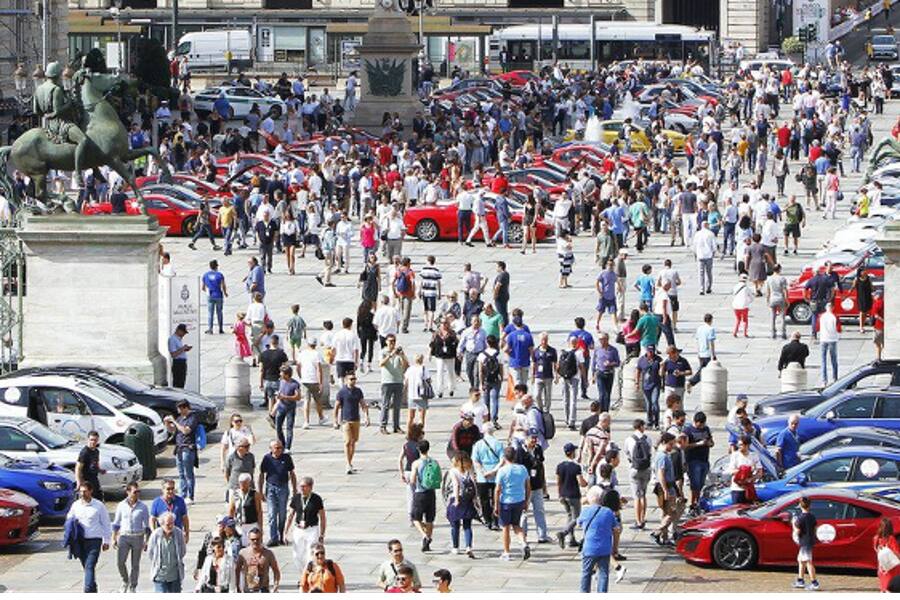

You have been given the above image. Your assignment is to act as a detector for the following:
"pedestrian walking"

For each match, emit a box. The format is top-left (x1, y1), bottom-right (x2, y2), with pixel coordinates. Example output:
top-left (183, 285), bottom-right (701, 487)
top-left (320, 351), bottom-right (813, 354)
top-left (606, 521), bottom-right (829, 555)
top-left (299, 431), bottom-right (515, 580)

top-left (590, 333), bottom-right (620, 413)
top-left (163, 400), bottom-right (199, 503)
top-left (285, 476), bottom-right (327, 575)
top-left (147, 511), bottom-right (187, 593)
top-left (766, 264), bottom-right (789, 339)
top-left (818, 303), bottom-right (841, 385)
top-left (112, 482), bottom-right (149, 593)
top-left (494, 445), bottom-right (531, 561)
top-left (792, 496), bottom-right (821, 591)
top-left (234, 528), bottom-right (281, 592)
top-left (409, 440), bottom-right (441, 552)
top-left (731, 273), bottom-right (753, 337)
top-left (446, 451), bottom-right (479, 557)
top-left (258, 439), bottom-right (296, 547)
top-left (66, 481), bottom-right (112, 593)
top-left (577, 486), bottom-right (618, 592)
top-left (202, 259), bottom-right (228, 334)
top-left (333, 372), bottom-right (370, 474)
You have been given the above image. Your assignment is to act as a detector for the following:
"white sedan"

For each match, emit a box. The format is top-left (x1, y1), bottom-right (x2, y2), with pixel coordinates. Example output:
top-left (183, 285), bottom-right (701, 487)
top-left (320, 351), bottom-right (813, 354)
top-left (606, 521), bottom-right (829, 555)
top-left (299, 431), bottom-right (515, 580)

top-left (193, 86), bottom-right (286, 121)
top-left (0, 416), bottom-right (141, 494)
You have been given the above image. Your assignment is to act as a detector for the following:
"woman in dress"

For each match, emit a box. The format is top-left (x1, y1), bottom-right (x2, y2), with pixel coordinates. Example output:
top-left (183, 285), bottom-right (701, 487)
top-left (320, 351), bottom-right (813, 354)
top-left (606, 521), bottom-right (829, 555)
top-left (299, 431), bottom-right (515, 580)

top-left (854, 268), bottom-right (874, 333)
top-left (446, 451), bottom-right (478, 558)
top-left (404, 354), bottom-right (431, 432)
top-left (557, 234), bottom-right (574, 288)
top-left (232, 311), bottom-right (251, 361)
top-left (521, 190), bottom-right (540, 255)
top-left (357, 252), bottom-right (381, 309)
top-left (281, 208), bottom-right (299, 275)
top-left (744, 233), bottom-right (771, 296)
top-left (356, 300), bottom-right (378, 374)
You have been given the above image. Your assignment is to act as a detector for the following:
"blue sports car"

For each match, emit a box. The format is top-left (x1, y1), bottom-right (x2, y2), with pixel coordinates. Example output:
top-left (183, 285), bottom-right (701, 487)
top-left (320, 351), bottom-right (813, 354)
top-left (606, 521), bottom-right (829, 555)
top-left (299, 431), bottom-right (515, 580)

top-left (0, 452), bottom-right (76, 519)
top-left (700, 444), bottom-right (900, 511)
top-left (757, 388), bottom-right (900, 446)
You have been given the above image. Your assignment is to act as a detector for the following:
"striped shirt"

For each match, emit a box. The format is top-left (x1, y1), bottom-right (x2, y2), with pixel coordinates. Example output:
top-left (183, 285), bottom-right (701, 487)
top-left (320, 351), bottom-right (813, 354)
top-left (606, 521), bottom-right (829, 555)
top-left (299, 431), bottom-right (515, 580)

top-left (419, 265), bottom-right (442, 298)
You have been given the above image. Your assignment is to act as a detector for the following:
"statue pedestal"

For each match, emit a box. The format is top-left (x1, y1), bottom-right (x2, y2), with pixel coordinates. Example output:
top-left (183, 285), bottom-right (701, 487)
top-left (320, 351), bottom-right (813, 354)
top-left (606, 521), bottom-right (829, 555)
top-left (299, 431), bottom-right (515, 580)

top-left (352, 9), bottom-right (422, 134)
top-left (879, 220), bottom-right (900, 360)
top-left (17, 215), bottom-right (167, 384)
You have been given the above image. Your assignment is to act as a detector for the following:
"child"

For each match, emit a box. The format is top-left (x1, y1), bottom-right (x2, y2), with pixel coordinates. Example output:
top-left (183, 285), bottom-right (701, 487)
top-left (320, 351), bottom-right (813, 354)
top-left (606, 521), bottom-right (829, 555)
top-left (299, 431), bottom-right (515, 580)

top-left (557, 235), bottom-right (574, 288)
top-left (793, 496), bottom-right (820, 590)
top-left (287, 304), bottom-right (308, 361)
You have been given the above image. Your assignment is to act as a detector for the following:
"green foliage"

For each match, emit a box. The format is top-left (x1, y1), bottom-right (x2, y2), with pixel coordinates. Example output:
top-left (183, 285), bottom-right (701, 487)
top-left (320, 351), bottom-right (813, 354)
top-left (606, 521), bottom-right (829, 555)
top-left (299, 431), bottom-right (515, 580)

top-left (782, 36), bottom-right (804, 55)
top-left (132, 37), bottom-right (170, 90)
top-left (84, 48), bottom-right (108, 73)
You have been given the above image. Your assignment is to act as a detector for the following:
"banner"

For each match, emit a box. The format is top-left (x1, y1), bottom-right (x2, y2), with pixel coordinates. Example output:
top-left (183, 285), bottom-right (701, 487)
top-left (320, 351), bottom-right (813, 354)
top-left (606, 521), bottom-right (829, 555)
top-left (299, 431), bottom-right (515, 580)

top-left (159, 275), bottom-right (201, 393)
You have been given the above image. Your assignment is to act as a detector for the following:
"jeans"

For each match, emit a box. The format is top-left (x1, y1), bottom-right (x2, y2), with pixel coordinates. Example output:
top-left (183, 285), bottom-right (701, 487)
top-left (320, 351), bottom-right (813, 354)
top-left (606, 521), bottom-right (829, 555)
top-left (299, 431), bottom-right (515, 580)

top-left (821, 341), bottom-right (838, 384)
top-left (450, 518), bottom-right (473, 549)
top-left (116, 533), bottom-right (143, 590)
top-left (559, 497), bottom-right (582, 540)
top-left (491, 218), bottom-right (509, 245)
top-left (207, 297), bottom-right (224, 332)
top-left (380, 382), bottom-right (403, 429)
top-left (79, 537), bottom-right (103, 593)
top-left (259, 243), bottom-right (273, 272)
top-left (643, 387), bottom-right (660, 429)
top-left (484, 382), bottom-right (501, 422)
top-left (811, 309), bottom-right (824, 338)
top-left (176, 447), bottom-right (196, 500)
top-left (698, 258), bottom-right (713, 292)
top-left (275, 403), bottom-right (296, 450)
top-left (580, 554), bottom-right (611, 593)
top-left (686, 460), bottom-right (710, 493)
top-left (495, 298), bottom-right (509, 327)
top-left (153, 580), bottom-right (182, 593)
top-left (264, 380), bottom-right (280, 411)
top-left (771, 303), bottom-right (787, 338)
top-left (723, 222), bottom-right (736, 255)
top-left (265, 483), bottom-right (289, 544)
top-left (521, 489), bottom-right (548, 540)
top-left (477, 481), bottom-right (497, 527)
top-left (191, 224), bottom-right (216, 246)
top-left (457, 209), bottom-right (473, 241)
top-left (223, 226), bottom-right (234, 255)
top-left (656, 315), bottom-right (675, 347)
top-left (562, 376), bottom-right (579, 426)
top-left (464, 352), bottom-right (480, 389)
top-left (399, 296), bottom-right (413, 332)
top-left (596, 371), bottom-right (615, 413)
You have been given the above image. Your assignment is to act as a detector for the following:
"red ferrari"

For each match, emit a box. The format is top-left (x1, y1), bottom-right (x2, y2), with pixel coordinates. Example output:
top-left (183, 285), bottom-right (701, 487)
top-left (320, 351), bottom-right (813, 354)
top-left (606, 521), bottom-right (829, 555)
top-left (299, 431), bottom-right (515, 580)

top-left (82, 194), bottom-right (221, 237)
top-left (404, 193), bottom-right (553, 243)
top-left (0, 487), bottom-right (38, 546)
top-left (786, 267), bottom-right (884, 324)
top-left (677, 489), bottom-right (900, 571)
top-left (492, 70), bottom-right (539, 87)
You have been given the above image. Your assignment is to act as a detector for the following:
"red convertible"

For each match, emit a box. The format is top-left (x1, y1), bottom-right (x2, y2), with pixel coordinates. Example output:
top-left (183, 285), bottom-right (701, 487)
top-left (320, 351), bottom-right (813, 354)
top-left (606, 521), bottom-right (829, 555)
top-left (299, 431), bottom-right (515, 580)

top-left (786, 267), bottom-right (884, 324)
top-left (404, 193), bottom-right (553, 243)
top-left (0, 488), bottom-right (38, 546)
top-left (677, 489), bottom-right (900, 571)
top-left (82, 194), bottom-right (221, 237)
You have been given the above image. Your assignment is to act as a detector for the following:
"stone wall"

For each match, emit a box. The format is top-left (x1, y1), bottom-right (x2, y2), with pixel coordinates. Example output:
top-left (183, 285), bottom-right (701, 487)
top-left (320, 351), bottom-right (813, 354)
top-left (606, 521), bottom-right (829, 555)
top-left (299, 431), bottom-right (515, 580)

top-left (720, 0), bottom-right (769, 53)
top-left (0, 0), bottom-right (69, 98)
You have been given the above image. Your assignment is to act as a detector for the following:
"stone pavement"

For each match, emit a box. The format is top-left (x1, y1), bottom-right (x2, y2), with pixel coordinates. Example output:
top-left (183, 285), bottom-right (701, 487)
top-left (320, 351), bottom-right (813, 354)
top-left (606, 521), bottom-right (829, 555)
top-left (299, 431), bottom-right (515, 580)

top-left (0, 106), bottom-right (894, 593)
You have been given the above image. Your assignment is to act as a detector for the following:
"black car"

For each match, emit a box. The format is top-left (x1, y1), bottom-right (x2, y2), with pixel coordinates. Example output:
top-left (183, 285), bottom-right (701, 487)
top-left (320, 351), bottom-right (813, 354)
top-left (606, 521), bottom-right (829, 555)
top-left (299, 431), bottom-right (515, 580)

top-left (2, 364), bottom-right (220, 431)
top-left (753, 360), bottom-right (900, 417)
top-left (797, 426), bottom-right (900, 460)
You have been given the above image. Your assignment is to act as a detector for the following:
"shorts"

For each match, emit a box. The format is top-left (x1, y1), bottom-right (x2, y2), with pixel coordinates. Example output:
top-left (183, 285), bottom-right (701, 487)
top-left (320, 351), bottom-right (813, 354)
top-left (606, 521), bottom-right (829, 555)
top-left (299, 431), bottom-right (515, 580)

top-left (797, 545), bottom-right (814, 562)
top-left (629, 468), bottom-right (651, 499)
top-left (409, 397), bottom-right (429, 411)
top-left (875, 330), bottom-right (884, 345)
top-left (784, 223), bottom-right (801, 239)
top-left (422, 296), bottom-right (437, 312)
top-left (335, 361), bottom-right (356, 378)
top-left (597, 297), bottom-right (617, 314)
top-left (687, 460), bottom-right (710, 492)
top-left (342, 421), bottom-right (360, 444)
top-left (499, 501), bottom-right (525, 527)
top-left (411, 490), bottom-right (436, 523)
top-left (668, 295), bottom-right (680, 312)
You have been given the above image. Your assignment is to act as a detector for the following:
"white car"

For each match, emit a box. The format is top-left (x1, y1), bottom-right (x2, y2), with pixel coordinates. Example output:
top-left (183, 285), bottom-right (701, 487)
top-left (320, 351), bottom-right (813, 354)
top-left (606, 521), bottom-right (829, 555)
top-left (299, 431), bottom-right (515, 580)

top-left (0, 375), bottom-right (168, 452)
top-left (0, 417), bottom-right (141, 494)
top-left (192, 86), bottom-right (286, 121)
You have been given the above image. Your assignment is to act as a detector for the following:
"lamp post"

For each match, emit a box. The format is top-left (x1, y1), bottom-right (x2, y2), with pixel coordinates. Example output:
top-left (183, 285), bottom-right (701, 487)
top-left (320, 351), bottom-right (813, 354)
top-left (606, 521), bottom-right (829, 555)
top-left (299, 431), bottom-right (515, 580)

top-left (109, 3), bottom-right (122, 74)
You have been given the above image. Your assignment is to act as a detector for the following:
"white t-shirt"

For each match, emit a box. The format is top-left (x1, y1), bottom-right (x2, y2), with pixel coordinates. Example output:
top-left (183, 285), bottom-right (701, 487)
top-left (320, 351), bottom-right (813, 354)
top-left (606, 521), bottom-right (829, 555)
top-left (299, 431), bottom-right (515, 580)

top-left (461, 399), bottom-right (490, 433)
top-left (404, 364), bottom-right (430, 401)
top-left (333, 329), bottom-right (361, 362)
top-left (727, 451), bottom-right (761, 491)
top-left (818, 312), bottom-right (840, 343)
top-left (246, 302), bottom-right (267, 323)
top-left (373, 305), bottom-right (401, 336)
top-left (297, 348), bottom-right (322, 384)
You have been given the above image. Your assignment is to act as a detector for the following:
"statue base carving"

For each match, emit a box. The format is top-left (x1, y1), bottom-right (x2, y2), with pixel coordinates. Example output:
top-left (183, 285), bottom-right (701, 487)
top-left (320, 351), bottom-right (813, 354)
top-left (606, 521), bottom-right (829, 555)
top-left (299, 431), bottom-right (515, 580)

top-left (17, 215), bottom-right (168, 384)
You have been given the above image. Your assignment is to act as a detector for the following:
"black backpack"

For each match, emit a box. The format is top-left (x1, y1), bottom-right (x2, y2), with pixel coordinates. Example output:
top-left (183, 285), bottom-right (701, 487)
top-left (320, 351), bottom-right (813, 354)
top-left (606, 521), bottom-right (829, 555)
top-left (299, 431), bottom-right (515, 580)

top-left (558, 350), bottom-right (578, 379)
top-left (630, 434), bottom-right (652, 471)
top-left (460, 474), bottom-right (477, 504)
top-left (482, 352), bottom-right (501, 385)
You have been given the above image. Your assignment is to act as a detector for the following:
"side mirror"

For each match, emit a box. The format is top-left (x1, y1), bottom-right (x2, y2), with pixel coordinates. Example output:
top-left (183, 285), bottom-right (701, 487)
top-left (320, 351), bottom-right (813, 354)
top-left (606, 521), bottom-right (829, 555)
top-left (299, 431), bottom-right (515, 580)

top-left (776, 511), bottom-right (792, 523)
top-left (24, 442), bottom-right (40, 452)
top-left (825, 410), bottom-right (836, 421)
top-left (796, 472), bottom-right (809, 487)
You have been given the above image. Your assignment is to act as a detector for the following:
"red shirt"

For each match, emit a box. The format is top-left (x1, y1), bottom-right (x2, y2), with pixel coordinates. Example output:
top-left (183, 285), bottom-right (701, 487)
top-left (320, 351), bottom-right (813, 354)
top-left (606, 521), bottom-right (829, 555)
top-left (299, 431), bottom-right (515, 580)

top-left (377, 145), bottom-right (393, 166)
top-left (777, 126), bottom-right (791, 148)
top-left (490, 174), bottom-right (508, 194)
top-left (781, 69), bottom-right (792, 86)
top-left (809, 145), bottom-right (823, 163)
top-left (385, 170), bottom-right (401, 188)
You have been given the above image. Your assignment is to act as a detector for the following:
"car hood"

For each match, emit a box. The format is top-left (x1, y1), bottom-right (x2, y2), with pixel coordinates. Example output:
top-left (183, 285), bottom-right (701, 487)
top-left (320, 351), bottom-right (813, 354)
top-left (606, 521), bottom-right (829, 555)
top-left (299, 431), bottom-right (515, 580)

top-left (755, 415), bottom-right (791, 444)
top-left (682, 505), bottom-right (749, 528)
top-left (0, 457), bottom-right (75, 480)
top-left (755, 390), bottom-right (824, 415)
top-left (0, 487), bottom-right (38, 508)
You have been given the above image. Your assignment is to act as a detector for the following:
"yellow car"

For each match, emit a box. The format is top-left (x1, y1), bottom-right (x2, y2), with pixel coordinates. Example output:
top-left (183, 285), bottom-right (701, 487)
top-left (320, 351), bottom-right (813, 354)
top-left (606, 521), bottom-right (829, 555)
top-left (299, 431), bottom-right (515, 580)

top-left (592, 120), bottom-right (686, 153)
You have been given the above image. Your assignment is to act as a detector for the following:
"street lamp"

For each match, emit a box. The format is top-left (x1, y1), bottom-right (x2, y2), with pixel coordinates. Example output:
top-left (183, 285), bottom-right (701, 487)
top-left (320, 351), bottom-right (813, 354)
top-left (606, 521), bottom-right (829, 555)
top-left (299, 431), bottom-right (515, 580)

top-left (109, 2), bottom-right (123, 75)
top-left (13, 64), bottom-right (27, 99)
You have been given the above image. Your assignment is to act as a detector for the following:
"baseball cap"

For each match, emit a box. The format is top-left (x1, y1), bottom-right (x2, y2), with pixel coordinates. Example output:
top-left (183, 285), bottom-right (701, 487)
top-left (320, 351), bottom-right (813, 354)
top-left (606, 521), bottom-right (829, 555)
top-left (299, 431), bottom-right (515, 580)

top-left (563, 442), bottom-right (578, 455)
top-left (308, 337), bottom-right (318, 346)
top-left (216, 514), bottom-right (229, 525)
top-left (527, 427), bottom-right (540, 437)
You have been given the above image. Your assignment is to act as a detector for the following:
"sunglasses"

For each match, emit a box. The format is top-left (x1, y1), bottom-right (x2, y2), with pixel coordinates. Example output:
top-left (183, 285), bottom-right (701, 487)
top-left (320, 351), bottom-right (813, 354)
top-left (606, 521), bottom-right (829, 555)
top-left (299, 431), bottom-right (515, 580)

top-left (348, 378), bottom-right (357, 382)
top-left (396, 577), bottom-right (409, 583)
top-left (315, 552), bottom-right (325, 557)
top-left (249, 537), bottom-right (261, 543)
top-left (233, 419), bottom-right (243, 423)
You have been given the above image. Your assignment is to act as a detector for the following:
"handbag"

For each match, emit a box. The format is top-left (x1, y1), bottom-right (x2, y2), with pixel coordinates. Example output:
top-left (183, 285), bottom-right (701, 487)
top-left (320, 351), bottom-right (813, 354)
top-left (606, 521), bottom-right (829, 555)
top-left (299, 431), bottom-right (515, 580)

top-left (615, 331), bottom-right (626, 345)
top-left (878, 544), bottom-right (900, 572)
top-left (420, 370), bottom-right (435, 401)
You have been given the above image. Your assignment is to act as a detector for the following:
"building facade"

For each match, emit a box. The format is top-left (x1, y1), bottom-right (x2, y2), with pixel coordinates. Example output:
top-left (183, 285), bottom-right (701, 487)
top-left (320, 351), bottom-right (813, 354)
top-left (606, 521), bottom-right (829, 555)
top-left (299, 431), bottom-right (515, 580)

top-left (0, 0), bottom-right (69, 98)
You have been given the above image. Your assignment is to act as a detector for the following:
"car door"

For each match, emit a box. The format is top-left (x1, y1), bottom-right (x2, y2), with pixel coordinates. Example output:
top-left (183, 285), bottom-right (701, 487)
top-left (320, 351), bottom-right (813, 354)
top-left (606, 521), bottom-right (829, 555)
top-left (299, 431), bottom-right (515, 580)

top-left (37, 387), bottom-right (95, 441)
top-left (875, 395), bottom-right (900, 431)
top-left (795, 456), bottom-right (854, 491)
top-left (849, 455), bottom-right (900, 488)
top-left (804, 499), bottom-right (867, 564)
top-left (826, 393), bottom-right (878, 430)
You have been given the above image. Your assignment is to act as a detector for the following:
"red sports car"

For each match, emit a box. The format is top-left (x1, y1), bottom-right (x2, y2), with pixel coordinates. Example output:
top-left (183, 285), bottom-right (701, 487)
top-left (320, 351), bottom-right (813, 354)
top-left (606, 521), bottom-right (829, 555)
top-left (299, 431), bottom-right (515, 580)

top-left (786, 267), bottom-right (884, 324)
top-left (404, 193), bottom-right (552, 243)
top-left (492, 70), bottom-right (539, 87)
top-left (82, 194), bottom-right (221, 237)
top-left (677, 489), bottom-right (900, 571)
top-left (0, 487), bottom-right (39, 546)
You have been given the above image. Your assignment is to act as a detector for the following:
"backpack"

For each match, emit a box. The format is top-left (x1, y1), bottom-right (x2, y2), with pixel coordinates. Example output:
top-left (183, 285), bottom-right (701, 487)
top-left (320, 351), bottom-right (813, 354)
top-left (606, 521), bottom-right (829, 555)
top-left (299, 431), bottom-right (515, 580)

top-left (539, 408), bottom-right (556, 440)
top-left (482, 352), bottom-right (502, 385)
top-left (558, 350), bottom-right (578, 379)
top-left (459, 473), bottom-right (477, 504)
top-left (394, 270), bottom-right (410, 294)
top-left (420, 458), bottom-right (442, 490)
top-left (196, 424), bottom-right (207, 450)
top-left (630, 434), bottom-right (652, 471)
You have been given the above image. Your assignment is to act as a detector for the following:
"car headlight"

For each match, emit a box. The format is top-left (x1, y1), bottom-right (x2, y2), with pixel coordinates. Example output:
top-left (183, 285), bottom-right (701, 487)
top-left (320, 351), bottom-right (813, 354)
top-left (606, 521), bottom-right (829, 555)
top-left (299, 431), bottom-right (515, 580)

top-left (40, 480), bottom-right (68, 490)
top-left (0, 507), bottom-right (24, 517)
top-left (111, 457), bottom-right (126, 470)
top-left (762, 406), bottom-right (776, 416)
top-left (683, 528), bottom-right (717, 538)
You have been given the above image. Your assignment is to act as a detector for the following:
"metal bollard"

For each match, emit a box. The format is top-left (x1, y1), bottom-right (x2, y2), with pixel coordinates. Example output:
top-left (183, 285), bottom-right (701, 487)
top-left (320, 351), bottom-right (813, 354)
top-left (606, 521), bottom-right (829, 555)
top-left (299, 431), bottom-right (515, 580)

top-left (780, 361), bottom-right (809, 393)
top-left (224, 356), bottom-right (251, 409)
top-left (700, 360), bottom-right (729, 416)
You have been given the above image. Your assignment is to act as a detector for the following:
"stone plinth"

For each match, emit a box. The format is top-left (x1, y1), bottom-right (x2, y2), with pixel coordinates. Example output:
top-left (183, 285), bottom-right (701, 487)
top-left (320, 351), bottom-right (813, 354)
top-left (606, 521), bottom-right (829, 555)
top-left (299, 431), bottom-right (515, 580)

top-left (18, 215), bottom-right (167, 384)
top-left (879, 220), bottom-right (900, 360)
top-left (352, 6), bottom-right (422, 134)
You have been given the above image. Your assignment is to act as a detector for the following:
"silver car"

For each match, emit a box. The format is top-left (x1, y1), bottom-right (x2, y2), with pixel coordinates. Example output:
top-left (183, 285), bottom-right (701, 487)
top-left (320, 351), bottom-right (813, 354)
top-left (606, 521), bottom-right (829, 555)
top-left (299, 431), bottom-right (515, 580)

top-left (871, 35), bottom-right (898, 60)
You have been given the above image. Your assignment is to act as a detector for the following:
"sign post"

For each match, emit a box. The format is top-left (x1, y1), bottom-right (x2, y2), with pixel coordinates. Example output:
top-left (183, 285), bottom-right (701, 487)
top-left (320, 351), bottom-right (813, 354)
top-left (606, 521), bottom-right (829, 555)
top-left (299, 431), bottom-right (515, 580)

top-left (159, 276), bottom-right (201, 393)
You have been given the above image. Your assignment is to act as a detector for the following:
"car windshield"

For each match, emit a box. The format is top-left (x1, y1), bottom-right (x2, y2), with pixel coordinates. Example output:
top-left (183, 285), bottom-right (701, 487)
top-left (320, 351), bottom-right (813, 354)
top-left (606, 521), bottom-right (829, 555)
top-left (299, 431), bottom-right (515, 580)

top-left (23, 420), bottom-right (74, 449)
top-left (105, 372), bottom-right (151, 393)
top-left (874, 36), bottom-right (895, 44)
top-left (77, 381), bottom-right (131, 409)
top-left (812, 368), bottom-right (873, 402)
top-left (742, 496), bottom-right (784, 519)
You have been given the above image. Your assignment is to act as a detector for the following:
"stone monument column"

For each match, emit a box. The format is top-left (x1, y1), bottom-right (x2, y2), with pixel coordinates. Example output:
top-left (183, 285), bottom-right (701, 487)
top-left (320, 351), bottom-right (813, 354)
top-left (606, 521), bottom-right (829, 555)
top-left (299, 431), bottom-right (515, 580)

top-left (879, 220), bottom-right (900, 360)
top-left (352, 0), bottom-right (422, 134)
top-left (17, 215), bottom-right (168, 384)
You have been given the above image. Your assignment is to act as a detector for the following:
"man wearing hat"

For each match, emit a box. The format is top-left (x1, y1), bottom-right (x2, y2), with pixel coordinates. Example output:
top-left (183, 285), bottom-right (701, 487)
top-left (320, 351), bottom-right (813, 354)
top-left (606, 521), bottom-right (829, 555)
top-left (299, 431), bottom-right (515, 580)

top-left (202, 259), bottom-right (228, 335)
top-left (448, 410), bottom-right (482, 460)
top-left (168, 324), bottom-right (192, 389)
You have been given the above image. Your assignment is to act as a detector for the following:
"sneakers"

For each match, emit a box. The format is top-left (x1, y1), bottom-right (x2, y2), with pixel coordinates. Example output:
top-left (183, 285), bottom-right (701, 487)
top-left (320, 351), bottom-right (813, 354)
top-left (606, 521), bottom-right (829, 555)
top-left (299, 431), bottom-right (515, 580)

top-left (792, 579), bottom-right (806, 589)
top-left (499, 552), bottom-right (512, 561)
top-left (523, 545), bottom-right (531, 560)
top-left (302, 422), bottom-right (311, 430)
top-left (806, 581), bottom-right (820, 591)
top-left (615, 565), bottom-right (627, 583)
top-left (422, 537), bottom-right (429, 552)
top-left (450, 547), bottom-right (459, 555)
top-left (650, 532), bottom-right (664, 546)
top-left (184, 498), bottom-right (193, 506)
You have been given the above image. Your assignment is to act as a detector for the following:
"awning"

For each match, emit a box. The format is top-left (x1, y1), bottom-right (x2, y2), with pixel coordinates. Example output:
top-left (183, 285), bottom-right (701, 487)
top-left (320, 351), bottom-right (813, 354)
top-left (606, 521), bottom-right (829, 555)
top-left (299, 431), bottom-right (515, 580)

top-left (68, 12), bottom-right (145, 34)
top-left (326, 16), bottom-right (491, 36)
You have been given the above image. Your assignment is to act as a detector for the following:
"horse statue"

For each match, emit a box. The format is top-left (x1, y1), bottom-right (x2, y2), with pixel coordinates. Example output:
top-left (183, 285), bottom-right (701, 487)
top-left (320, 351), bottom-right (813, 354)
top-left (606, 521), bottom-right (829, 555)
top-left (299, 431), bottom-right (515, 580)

top-left (0, 60), bottom-right (158, 216)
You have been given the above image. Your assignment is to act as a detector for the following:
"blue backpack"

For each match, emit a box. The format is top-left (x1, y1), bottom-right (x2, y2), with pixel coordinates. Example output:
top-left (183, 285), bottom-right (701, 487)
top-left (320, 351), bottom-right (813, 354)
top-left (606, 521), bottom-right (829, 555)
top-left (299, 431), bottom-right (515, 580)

top-left (196, 424), bottom-right (207, 450)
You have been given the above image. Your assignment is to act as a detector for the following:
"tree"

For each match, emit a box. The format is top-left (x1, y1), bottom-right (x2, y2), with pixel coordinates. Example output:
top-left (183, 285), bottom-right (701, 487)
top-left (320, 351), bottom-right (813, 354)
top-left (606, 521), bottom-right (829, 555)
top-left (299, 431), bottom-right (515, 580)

top-left (132, 37), bottom-right (170, 90)
top-left (83, 48), bottom-right (108, 73)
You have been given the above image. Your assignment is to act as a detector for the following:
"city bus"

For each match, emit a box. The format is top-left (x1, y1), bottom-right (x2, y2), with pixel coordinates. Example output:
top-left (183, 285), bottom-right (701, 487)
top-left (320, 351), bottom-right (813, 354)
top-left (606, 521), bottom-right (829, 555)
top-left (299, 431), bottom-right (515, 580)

top-left (489, 22), bottom-right (716, 72)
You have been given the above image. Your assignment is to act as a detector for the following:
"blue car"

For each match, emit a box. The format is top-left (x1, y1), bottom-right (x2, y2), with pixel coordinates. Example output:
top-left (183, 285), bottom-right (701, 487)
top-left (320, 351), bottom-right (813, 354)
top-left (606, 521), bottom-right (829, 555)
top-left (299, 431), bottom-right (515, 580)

top-left (0, 452), bottom-right (76, 519)
top-left (757, 387), bottom-right (900, 446)
top-left (700, 444), bottom-right (900, 511)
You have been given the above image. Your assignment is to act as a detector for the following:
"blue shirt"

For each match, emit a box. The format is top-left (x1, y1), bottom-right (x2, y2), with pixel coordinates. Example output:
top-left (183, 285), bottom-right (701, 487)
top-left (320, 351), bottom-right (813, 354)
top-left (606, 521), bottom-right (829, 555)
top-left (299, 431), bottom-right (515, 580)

top-left (150, 495), bottom-right (188, 529)
top-left (695, 324), bottom-right (716, 359)
top-left (577, 505), bottom-right (616, 557)
top-left (472, 436), bottom-right (504, 483)
top-left (635, 275), bottom-right (655, 303)
top-left (260, 452), bottom-right (295, 488)
top-left (590, 345), bottom-right (620, 374)
top-left (602, 206), bottom-right (626, 234)
top-left (246, 265), bottom-right (265, 296)
top-left (202, 270), bottom-right (225, 300)
top-left (506, 328), bottom-right (535, 368)
top-left (776, 427), bottom-right (801, 469)
top-left (654, 451), bottom-right (675, 489)
top-left (568, 329), bottom-right (595, 352)
top-left (598, 270), bottom-right (617, 300)
top-left (496, 463), bottom-right (529, 504)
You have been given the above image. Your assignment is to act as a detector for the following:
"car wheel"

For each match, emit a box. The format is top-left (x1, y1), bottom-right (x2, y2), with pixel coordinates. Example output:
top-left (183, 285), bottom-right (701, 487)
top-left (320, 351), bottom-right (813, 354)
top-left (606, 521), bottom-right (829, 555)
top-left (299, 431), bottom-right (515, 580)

top-left (712, 530), bottom-right (757, 570)
top-left (181, 215), bottom-right (198, 236)
top-left (415, 219), bottom-right (439, 242)
top-left (270, 105), bottom-right (283, 119)
top-left (789, 302), bottom-right (812, 324)
top-left (508, 222), bottom-right (524, 244)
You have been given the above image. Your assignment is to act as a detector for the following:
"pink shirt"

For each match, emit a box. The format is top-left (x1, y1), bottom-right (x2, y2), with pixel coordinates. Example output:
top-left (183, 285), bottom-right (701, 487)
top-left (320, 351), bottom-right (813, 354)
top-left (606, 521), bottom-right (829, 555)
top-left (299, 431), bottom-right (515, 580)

top-left (360, 223), bottom-right (377, 248)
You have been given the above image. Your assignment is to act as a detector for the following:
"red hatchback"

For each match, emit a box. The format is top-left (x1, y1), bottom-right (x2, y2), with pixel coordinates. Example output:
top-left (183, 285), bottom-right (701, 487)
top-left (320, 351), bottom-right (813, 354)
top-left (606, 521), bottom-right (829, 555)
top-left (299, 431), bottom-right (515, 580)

top-left (677, 489), bottom-right (900, 571)
top-left (0, 487), bottom-right (39, 546)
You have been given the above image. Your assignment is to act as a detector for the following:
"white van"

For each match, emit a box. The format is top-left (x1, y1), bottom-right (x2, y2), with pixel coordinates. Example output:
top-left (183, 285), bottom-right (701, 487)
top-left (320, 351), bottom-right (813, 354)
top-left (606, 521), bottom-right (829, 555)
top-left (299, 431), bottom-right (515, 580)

top-left (175, 30), bottom-right (253, 73)
top-left (738, 58), bottom-right (795, 80)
